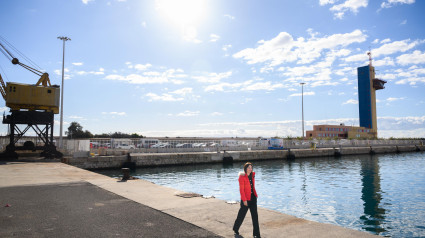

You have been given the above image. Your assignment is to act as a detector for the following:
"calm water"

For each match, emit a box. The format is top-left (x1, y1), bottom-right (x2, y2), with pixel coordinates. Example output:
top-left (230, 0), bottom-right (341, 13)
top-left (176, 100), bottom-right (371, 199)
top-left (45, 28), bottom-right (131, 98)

top-left (96, 152), bottom-right (425, 237)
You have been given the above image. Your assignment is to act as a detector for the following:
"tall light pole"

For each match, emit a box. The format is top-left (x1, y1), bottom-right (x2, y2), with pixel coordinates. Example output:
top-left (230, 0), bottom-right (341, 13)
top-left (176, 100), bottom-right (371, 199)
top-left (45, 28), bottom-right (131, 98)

top-left (300, 82), bottom-right (305, 138)
top-left (58, 36), bottom-right (71, 148)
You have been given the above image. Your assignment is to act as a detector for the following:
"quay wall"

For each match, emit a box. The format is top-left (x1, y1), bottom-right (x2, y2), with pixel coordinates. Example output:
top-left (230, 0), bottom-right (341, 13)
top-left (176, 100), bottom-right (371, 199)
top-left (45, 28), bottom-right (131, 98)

top-left (63, 145), bottom-right (425, 170)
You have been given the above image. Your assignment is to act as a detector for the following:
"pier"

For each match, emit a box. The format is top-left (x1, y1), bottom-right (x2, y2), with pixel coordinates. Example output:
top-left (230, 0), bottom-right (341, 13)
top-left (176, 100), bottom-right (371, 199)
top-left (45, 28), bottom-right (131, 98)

top-left (0, 161), bottom-right (378, 237)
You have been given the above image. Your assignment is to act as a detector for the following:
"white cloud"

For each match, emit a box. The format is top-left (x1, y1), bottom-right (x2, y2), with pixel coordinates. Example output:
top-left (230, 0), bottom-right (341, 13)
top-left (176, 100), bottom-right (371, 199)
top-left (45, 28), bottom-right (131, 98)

top-left (82, 0), bottom-right (94, 4)
top-left (395, 77), bottom-right (425, 85)
top-left (397, 50), bottom-right (425, 65)
top-left (373, 57), bottom-right (395, 67)
top-left (204, 80), bottom-right (286, 92)
top-left (381, 0), bottom-right (415, 8)
top-left (69, 115), bottom-right (84, 119)
top-left (193, 71), bottom-right (232, 83)
top-left (386, 97), bottom-right (405, 102)
top-left (210, 34), bottom-right (220, 42)
top-left (134, 63), bottom-right (152, 71)
top-left (102, 112), bottom-right (126, 116)
top-left (54, 68), bottom-right (70, 75)
top-left (211, 112), bottom-right (223, 116)
top-left (105, 74), bottom-right (167, 84)
top-left (328, 0), bottom-right (368, 19)
top-left (241, 81), bottom-right (285, 91)
top-left (233, 29), bottom-right (366, 68)
top-left (222, 44), bottom-right (232, 51)
top-left (204, 82), bottom-right (242, 92)
top-left (343, 99), bottom-right (358, 104)
top-left (77, 68), bottom-right (105, 75)
top-left (224, 14), bottom-right (235, 20)
top-left (373, 39), bottom-right (419, 57)
top-left (171, 87), bottom-right (192, 96)
top-left (141, 21), bottom-right (147, 28)
top-left (176, 110), bottom-right (200, 117)
top-left (319, 0), bottom-right (338, 5)
top-left (344, 39), bottom-right (420, 63)
top-left (72, 62), bottom-right (83, 66)
top-left (289, 92), bottom-right (315, 97)
top-left (105, 67), bottom-right (187, 85)
top-left (400, 19), bottom-right (407, 25)
top-left (145, 93), bottom-right (184, 102)
top-left (380, 38), bottom-right (391, 44)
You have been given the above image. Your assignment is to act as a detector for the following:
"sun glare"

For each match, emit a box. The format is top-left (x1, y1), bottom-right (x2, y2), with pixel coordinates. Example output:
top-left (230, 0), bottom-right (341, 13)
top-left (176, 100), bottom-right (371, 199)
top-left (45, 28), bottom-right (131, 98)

top-left (156, 0), bottom-right (207, 26)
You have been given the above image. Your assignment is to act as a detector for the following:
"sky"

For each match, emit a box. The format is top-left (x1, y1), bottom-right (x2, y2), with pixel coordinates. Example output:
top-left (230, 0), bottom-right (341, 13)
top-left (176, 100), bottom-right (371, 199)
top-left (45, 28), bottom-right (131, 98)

top-left (0, 0), bottom-right (424, 138)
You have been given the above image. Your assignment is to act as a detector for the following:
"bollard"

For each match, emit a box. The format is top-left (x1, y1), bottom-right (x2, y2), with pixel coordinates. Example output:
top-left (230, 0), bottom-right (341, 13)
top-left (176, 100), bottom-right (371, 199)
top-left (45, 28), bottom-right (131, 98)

top-left (334, 147), bottom-right (341, 157)
top-left (369, 146), bottom-right (375, 155)
top-left (286, 148), bottom-right (295, 160)
top-left (121, 168), bottom-right (130, 181)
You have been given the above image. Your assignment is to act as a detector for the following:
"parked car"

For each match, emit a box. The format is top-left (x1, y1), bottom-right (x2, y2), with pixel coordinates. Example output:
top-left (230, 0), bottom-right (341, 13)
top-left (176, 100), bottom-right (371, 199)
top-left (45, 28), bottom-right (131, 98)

top-left (151, 143), bottom-right (170, 148)
top-left (117, 144), bottom-right (135, 149)
top-left (176, 143), bottom-right (192, 148)
top-left (192, 143), bottom-right (207, 148)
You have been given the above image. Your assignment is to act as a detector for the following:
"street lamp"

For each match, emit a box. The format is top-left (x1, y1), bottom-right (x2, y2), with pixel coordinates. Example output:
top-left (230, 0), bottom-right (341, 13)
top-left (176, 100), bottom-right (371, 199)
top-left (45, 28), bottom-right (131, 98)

top-left (57, 36), bottom-right (71, 148)
top-left (300, 82), bottom-right (306, 138)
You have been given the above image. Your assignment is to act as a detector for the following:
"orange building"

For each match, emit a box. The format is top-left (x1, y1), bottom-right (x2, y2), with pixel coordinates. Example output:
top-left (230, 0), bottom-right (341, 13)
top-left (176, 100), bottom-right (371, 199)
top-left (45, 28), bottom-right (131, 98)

top-left (306, 124), bottom-right (376, 139)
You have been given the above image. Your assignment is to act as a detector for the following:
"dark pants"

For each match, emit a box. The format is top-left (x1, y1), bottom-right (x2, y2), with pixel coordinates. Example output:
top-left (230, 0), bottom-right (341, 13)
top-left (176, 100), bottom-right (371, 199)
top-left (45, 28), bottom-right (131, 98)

top-left (233, 194), bottom-right (260, 237)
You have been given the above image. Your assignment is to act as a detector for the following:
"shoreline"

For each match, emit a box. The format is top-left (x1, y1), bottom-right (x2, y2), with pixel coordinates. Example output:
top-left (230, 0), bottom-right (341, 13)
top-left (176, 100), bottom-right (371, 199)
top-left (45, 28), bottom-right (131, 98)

top-left (62, 144), bottom-right (425, 170)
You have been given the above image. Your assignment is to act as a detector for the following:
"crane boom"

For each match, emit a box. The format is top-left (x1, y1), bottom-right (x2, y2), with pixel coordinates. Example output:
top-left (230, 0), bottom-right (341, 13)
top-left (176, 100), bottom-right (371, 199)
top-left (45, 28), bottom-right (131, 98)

top-left (0, 39), bottom-right (59, 113)
top-left (0, 41), bottom-right (52, 86)
top-left (0, 74), bottom-right (6, 99)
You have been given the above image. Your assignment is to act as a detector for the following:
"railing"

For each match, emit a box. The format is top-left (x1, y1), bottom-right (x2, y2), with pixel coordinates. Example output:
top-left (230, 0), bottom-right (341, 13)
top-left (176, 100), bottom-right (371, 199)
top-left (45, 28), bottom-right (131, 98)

top-left (0, 136), bottom-right (422, 156)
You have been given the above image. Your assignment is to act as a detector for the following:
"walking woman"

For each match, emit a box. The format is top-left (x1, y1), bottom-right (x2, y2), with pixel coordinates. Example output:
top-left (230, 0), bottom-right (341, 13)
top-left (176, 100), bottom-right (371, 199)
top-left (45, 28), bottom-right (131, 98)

top-left (233, 162), bottom-right (261, 238)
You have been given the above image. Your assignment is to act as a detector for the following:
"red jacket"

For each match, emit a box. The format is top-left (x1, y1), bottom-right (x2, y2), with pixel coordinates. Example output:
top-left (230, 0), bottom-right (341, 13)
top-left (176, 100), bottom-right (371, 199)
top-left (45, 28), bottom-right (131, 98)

top-left (238, 171), bottom-right (258, 201)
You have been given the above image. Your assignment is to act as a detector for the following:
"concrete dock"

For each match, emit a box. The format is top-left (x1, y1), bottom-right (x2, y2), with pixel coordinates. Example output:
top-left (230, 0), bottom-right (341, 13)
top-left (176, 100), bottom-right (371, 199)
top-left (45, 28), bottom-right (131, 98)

top-left (0, 161), bottom-right (378, 237)
top-left (64, 145), bottom-right (425, 170)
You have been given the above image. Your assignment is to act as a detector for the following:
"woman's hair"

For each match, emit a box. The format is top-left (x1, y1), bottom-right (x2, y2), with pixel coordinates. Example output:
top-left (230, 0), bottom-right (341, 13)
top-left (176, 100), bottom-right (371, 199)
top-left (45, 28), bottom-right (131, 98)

top-left (243, 162), bottom-right (253, 174)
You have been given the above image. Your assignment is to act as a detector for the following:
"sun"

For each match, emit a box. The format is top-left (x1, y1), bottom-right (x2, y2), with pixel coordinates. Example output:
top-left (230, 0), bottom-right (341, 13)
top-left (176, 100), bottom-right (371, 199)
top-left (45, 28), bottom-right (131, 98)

top-left (155, 0), bottom-right (207, 27)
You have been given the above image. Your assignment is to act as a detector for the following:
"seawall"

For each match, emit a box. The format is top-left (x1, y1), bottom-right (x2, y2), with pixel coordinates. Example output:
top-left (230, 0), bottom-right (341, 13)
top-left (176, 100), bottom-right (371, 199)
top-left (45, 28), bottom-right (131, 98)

top-left (62, 145), bottom-right (425, 169)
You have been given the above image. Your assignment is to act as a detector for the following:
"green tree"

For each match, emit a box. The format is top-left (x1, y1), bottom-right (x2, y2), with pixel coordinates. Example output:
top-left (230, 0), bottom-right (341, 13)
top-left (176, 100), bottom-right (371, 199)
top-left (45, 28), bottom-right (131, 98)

top-left (66, 122), bottom-right (93, 139)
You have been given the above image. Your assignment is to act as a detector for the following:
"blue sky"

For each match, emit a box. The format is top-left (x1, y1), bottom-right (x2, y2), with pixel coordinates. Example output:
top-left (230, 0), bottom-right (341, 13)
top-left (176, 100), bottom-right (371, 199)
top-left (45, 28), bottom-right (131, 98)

top-left (0, 0), bottom-right (424, 138)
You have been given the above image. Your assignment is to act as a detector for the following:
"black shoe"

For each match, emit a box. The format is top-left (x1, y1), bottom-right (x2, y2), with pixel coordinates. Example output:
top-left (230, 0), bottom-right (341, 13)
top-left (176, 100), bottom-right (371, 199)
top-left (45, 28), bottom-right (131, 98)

top-left (233, 229), bottom-right (239, 235)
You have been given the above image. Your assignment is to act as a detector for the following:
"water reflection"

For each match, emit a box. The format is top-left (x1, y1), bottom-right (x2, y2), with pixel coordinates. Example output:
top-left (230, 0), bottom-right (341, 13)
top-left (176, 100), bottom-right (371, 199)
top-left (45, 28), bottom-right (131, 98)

top-left (94, 152), bottom-right (425, 237)
top-left (360, 155), bottom-right (388, 234)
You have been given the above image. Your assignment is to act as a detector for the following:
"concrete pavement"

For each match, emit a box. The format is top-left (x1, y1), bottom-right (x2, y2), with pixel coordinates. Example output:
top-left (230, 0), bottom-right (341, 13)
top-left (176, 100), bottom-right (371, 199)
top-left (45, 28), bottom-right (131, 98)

top-left (0, 161), bottom-right (378, 238)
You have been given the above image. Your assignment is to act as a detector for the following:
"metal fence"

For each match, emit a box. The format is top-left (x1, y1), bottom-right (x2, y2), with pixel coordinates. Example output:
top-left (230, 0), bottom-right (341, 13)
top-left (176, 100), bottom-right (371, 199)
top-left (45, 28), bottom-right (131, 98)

top-left (0, 136), bottom-right (423, 156)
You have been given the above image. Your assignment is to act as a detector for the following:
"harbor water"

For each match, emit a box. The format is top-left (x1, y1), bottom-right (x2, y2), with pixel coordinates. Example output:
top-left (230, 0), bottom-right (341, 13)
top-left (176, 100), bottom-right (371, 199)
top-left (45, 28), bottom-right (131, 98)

top-left (95, 152), bottom-right (425, 237)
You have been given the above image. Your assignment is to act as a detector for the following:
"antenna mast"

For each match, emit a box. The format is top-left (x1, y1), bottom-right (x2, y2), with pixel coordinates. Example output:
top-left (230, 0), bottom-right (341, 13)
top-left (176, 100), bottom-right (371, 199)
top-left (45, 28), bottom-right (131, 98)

top-left (367, 49), bottom-right (372, 66)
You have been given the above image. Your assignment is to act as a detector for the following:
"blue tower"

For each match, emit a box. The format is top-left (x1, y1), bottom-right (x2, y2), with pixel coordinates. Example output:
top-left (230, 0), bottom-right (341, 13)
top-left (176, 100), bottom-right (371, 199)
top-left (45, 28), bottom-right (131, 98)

top-left (357, 52), bottom-right (386, 138)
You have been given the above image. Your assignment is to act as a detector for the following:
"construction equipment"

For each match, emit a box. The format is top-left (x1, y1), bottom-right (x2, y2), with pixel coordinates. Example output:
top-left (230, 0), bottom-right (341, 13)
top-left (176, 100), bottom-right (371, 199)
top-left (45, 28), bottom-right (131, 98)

top-left (0, 38), bottom-right (62, 159)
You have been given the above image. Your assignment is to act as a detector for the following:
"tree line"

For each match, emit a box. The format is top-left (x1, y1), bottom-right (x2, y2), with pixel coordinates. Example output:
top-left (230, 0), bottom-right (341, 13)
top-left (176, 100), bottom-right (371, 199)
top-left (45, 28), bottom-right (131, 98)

top-left (66, 122), bottom-right (144, 139)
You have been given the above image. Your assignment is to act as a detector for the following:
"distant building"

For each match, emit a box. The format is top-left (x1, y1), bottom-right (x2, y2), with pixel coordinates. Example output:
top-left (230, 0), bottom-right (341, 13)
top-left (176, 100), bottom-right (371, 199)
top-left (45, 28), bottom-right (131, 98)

top-left (306, 53), bottom-right (386, 139)
top-left (306, 124), bottom-right (376, 139)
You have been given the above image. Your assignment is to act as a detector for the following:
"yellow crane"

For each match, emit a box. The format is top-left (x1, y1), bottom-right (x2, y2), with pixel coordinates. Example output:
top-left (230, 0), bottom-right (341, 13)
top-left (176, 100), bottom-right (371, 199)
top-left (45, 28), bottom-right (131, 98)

top-left (0, 41), bottom-right (60, 114)
top-left (0, 38), bottom-right (62, 159)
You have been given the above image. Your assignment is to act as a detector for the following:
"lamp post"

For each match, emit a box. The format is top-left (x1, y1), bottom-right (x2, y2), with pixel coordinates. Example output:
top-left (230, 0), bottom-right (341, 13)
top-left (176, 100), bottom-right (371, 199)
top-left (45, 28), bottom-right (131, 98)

top-left (57, 36), bottom-right (71, 148)
top-left (300, 82), bottom-right (305, 138)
